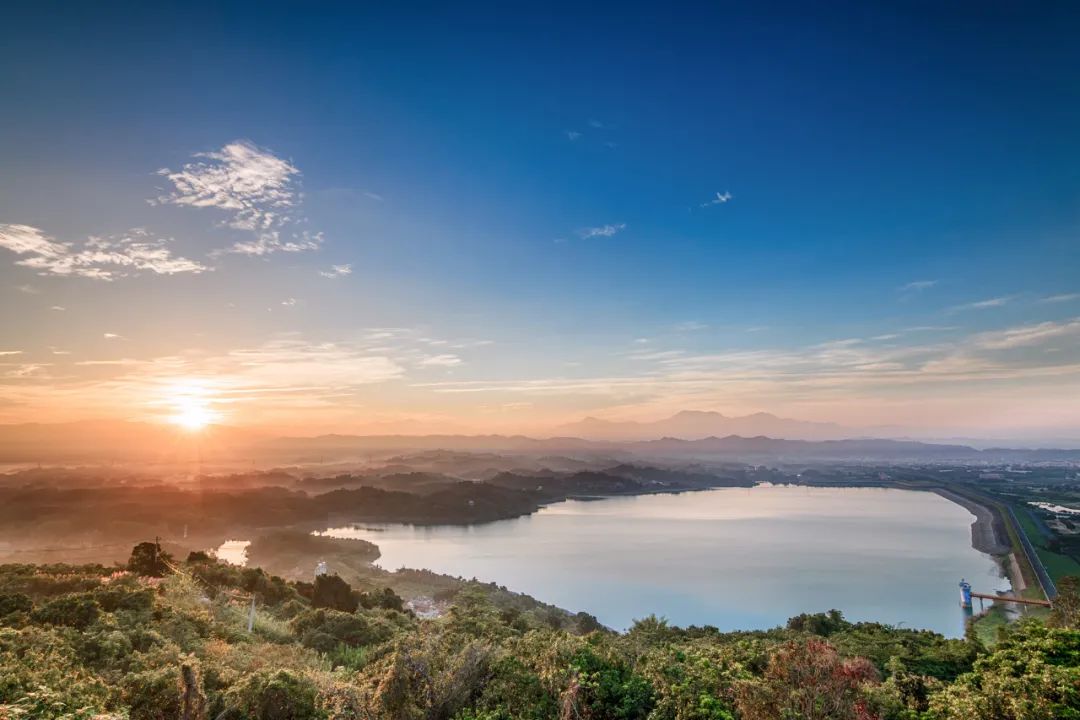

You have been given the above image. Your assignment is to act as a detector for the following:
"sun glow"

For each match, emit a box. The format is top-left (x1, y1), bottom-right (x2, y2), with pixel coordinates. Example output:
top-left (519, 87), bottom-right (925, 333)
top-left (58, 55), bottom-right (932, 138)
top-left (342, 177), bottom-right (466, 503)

top-left (166, 382), bottom-right (222, 431)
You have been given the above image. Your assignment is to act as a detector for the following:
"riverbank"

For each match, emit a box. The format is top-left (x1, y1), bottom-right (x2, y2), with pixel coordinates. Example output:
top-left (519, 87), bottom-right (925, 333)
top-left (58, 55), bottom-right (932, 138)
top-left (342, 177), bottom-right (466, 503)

top-left (927, 487), bottom-right (1011, 556)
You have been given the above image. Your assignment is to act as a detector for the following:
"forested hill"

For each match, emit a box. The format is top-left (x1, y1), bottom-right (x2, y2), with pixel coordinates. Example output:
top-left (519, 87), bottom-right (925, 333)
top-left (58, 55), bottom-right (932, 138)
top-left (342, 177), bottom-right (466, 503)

top-left (1, 547), bottom-right (1079, 719)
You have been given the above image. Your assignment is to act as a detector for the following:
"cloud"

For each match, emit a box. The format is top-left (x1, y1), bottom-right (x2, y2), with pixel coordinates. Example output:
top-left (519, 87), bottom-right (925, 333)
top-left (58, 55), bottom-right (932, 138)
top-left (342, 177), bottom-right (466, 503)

top-left (417, 354), bottom-right (463, 367)
top-left (226, 230), bottom-right (323, 257)
top-left (103, 333), bottom-right (122, 339)
top-left (51, 306), bottom-right (65, 311)
top-left (950, 296), bottom-right (1013, 312)
top-left (0, 224), bottom-right (208, 280)
top-left (0, 351), bottom-right (23, 357)
top-left (673, 321), bottom-right (708, 332)
top-left (970, 318), bottom-right (1080, 350)
top-left (156, 140), bottom-right (321, 256)
top-left (319, 263), bottom-right (352, 278)
top-left (410, 314), bottom-right (1080, 430)
top-left (1040, 293), bottom-right (1080, 304)
top-left (578, 223), bottom-right (626, 239)
top-left (588, 120), bottom-right (604, 128)
top-left (900, 279), bottom-right (938, 292)
top-left (700, 191), bottom-right (732, 208)
top-left (6, 336), bottom-right (408, 426)
top-left (565, 130), bottom-right (582, 141)
top-left (156, 141), bottom-right (297, 229)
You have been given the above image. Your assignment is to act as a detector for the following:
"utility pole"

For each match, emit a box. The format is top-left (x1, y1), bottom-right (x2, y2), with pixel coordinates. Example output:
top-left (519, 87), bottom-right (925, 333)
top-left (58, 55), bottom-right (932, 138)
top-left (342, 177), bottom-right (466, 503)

top-left (247, 595), bottom-right (257, 633)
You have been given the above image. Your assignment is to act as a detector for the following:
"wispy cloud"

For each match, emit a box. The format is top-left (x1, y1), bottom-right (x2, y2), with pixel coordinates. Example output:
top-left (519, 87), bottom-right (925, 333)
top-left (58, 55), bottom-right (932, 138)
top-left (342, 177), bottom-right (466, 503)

top-left (949, 296), bottom-right (1013, 312)
top-left (0, 351), bottom-right (23, 357)
top-left (578, 223), bottom-right (626, 239)
top-left (1040, 293), bottom-right (1080, 304)
top-left (319, 263), bottom-right (352, 278)
top-left (900, 279), bottom-right (938, 292)
top-left (103, 333), bottom-right (123, 340)
top-left (700, 191), bottom-right (732, 208)
top-left (156, 140), bottom-right (321, 256)
top-left (0, 224), bottom-right (207, 280)
top-left (565, 130), bottom-right (582, 141)
top-left (227, 230), bottom-right (322, 257)
top-left (970, 318), bottom-right (1080, 350)
top-left (673, 321), bottom-right (708, 332)
top-left (6, 337), bottom-right (408, 426)
top-left (417, 354), bottom-right (463, 368)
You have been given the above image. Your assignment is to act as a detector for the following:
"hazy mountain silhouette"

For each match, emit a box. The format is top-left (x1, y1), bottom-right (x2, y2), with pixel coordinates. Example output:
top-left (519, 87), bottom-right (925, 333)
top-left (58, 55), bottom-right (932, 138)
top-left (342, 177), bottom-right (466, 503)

top-left (555, 410), bottom-right (851, 441)
top-left (2, 420), bottom-right (1079, 464)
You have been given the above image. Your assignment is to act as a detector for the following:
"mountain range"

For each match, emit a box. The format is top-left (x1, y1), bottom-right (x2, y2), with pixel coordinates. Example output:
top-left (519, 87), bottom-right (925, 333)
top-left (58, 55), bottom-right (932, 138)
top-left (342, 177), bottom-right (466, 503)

top-left (555, 410), bottom-right (853, 441)
top-left (2, 418), bottom-right (1080, 465)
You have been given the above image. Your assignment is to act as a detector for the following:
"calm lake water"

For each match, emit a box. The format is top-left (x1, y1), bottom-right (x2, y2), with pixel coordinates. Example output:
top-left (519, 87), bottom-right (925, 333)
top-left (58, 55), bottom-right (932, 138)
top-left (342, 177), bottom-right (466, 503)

top-left (321, 486), bottom-right (1008, 637)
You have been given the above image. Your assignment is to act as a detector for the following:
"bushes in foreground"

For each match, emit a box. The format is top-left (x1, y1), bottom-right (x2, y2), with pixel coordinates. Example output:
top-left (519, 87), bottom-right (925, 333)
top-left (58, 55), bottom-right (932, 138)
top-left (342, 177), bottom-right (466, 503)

top-left (0, 555), bottom-right (1076, 719)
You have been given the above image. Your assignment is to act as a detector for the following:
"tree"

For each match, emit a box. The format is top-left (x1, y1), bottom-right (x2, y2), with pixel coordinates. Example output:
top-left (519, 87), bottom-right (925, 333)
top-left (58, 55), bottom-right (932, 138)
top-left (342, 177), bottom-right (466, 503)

top-left (127, 540), bottom-right (174, 578)
top-left (358, 586), bottom-right (405, 612)
top-left (736, 637), bottom-right (879, 720)
top-left (787, 610), bottom-right (849, 637)
top-left (311, 573), bottom-right (358, 613)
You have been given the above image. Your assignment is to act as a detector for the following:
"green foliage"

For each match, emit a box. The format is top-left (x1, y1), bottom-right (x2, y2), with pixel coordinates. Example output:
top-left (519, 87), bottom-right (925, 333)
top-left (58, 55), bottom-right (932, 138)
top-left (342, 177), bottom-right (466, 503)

top-left (929, 620), bottom-right (1080, 719)
top-left (312, 574), bottom-right (358, 613)
top-left (565, 645), bottom-right (655, 719)
top-left (2, 555), bottom-right (1077, 720)
top-left (222, 669), bottom-right (323, 720)
top-left (123, 665), bottom-right (184, 720)
top-left (127, 541), bottom-right (174, 578)
top-left (358, 586), bottom-right (405, 612)
top-left (30, 593), bottom-right (100, 629)
top-left (786, 609), bottom-right (849, 636)
top-left (290, 607), bottom-right (404, 652)
top-left (0, 592), bottom-right (33, 623)
top-left (1051, 575), bottom-right (1080, 629)
top-left (636, 641), bottom-right (749, 720)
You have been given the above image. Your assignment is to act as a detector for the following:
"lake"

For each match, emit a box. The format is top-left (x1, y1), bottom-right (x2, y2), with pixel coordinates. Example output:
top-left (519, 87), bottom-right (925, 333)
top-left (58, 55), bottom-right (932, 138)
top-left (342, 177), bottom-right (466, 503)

top-left (321, 485), bottom-right (1008, 637)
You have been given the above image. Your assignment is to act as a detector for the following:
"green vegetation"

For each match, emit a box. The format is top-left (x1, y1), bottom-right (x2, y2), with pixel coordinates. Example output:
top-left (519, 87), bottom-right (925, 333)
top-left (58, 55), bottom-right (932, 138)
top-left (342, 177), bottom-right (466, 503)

top-left (1, 546), bottom-right (1077, 719)
top-left (1013, 505), bottom-right (1080, 582)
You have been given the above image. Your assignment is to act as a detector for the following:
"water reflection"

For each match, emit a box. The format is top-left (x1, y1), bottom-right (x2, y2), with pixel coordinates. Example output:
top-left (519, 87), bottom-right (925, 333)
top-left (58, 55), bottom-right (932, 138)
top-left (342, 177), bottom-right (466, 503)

top-left (323, 486), bottom-right (1008, 637)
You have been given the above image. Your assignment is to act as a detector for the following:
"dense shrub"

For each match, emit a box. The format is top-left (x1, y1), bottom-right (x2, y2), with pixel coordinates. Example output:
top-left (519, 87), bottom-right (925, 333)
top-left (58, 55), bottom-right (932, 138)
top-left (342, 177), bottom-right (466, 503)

top-left (30, 593), bottom-right (100, 629)
top-left (2, 560), bottom-right (1077, 720)
top-left (221, 669), bottom-right (322, 720)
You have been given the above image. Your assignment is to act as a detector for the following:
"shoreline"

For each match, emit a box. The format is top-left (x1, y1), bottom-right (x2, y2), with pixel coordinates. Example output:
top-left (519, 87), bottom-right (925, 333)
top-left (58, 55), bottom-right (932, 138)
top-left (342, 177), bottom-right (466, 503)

top-left (927, 487), bottom-right (1011, 556)
top-left (924, 486), bottom-right (1027, 597)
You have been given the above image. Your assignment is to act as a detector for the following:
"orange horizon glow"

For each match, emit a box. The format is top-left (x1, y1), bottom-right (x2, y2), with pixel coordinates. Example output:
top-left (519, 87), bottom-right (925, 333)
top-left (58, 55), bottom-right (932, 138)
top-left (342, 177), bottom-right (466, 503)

top-left (166, 382), bottom-right (223, 432)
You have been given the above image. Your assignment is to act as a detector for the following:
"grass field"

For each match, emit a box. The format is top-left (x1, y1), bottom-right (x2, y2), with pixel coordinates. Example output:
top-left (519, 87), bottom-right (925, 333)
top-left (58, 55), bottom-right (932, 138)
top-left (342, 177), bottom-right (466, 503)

top-left (1013, 504), bottom-right (1080, 582)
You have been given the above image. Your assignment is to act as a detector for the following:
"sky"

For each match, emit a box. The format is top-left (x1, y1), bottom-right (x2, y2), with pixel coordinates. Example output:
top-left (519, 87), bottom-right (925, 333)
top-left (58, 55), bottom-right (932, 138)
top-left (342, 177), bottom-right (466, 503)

top-left (2, 1), bottom-right (1080, 439)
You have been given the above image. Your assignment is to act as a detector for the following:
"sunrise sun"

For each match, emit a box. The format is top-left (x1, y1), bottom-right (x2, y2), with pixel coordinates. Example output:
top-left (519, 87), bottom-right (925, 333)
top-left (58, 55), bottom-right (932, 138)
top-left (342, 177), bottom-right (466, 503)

top-left (167, 383), bottom-right (222, 431)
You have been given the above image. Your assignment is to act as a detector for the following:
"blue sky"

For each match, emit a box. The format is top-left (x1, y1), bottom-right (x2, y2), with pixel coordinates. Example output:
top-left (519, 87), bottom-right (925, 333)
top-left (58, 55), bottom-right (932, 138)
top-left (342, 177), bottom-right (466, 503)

top-left (1, 1), bottom-right (1079, 437)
